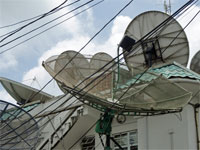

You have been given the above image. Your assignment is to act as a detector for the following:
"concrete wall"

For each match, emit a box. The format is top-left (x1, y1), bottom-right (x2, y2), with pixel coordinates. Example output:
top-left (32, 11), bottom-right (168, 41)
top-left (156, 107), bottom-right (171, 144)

top-left (138, 105), bottom-right (198, 150)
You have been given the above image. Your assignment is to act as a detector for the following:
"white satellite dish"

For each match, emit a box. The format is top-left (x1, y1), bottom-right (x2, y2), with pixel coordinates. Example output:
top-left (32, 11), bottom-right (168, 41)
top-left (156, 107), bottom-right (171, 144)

top-left (0, 100), bottom-right (39, 150)
top-left (0, 77), bottom-right (53, 104)
top-left (121, 11), bottom-right (189, 75)
top-left (171, 78), bottom-right (200, 105)
top-left (119, 75), bottom-right (192, 110)
top-left (44, 51), bottom-right (115, 99)
top-left (190, 50), bottom-right (200, 74)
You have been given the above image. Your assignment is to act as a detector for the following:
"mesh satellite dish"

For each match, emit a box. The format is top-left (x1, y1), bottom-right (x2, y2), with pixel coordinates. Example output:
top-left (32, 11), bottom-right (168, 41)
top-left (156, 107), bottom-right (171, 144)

top-left (44, 51), bottom-right (115, 99)
top-left (121, 11), bottom-right (189, 75)
top-left (0, 77), bottom-right (53, 105)
top-left (190, 50), bottom-right (200, 74)
top-left (0, 100), bottom-right (39, 150)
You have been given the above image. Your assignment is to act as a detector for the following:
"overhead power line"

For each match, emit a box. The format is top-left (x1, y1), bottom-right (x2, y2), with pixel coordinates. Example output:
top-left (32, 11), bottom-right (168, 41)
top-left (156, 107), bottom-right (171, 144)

top-left (0, 0), bottom-right (68, 43)
top-left (0, 0), bottom-right (101, 55)
top-left (0, 0), bottom-right (81, 30)
top-left (1, 0), bottom-right (198, 146)
top-left (26, 0), bottom-right (196, 122)
top-left (0, 0), bottom-right (135, 146)
top-left (0, 0), bottom-right (94, 49)
top-left (25, 0), bottom-right (196, 123)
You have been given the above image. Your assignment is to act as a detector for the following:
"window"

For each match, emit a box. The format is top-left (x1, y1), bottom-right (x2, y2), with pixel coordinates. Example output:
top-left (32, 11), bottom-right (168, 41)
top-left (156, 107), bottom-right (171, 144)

top-left (113, 131), bottom-right (138, 150)
top-left (81, 136), bottom-right (95, 150)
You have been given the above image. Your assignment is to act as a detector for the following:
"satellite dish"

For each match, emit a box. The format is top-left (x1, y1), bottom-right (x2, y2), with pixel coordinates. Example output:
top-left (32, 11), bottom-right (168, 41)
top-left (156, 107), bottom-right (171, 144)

top-left (0, 77), bottom-right (54, 104)
top-left (172, 78), bottom-right (200, 105)
top-left (190, 50), bottom-right (200, 74)
top-left (119, 75), bottom-right (192, 110)
top-left (122, 11), bottom-right (189, 75)
top-left (0, 100), bottom-right (39, 150)
top-left (44, 51), bottom-right (115, 99)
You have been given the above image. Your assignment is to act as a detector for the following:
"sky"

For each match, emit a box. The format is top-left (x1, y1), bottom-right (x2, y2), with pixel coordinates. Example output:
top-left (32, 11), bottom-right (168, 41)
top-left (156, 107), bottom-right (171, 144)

top-left (0, 0), bottom-right (200, 104)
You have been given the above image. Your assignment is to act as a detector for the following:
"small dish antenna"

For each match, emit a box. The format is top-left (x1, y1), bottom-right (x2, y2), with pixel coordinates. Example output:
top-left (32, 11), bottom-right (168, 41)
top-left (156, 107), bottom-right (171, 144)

top-left (190, 50), bottom-right (200, 74)
top-left (121, 11), bottom-right (189, 75)
top-left (0, 100), bottom-right (39, 150)
top-left (0, 77), bottom-right (53, 105)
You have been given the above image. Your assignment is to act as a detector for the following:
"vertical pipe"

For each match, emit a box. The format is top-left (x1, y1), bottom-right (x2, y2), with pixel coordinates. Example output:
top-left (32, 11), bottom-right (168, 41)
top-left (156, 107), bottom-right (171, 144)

top-left (146, 116), bottom-right (149, 150)
top-left (105, 134), bottom-right (111, 150)
top-left (194, 106), bottom-right (200, 150)
top-left (169, 129), bottom-right (174, 150)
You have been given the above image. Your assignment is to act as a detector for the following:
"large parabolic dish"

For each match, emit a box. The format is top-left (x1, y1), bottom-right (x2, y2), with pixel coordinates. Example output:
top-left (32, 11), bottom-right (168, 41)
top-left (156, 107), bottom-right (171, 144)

top-left (123, 11), bottom-right (189, 75)
top-left (43, 50), bottom-right (193, 115)
top-left (0, 100), bottom-right (39, 150)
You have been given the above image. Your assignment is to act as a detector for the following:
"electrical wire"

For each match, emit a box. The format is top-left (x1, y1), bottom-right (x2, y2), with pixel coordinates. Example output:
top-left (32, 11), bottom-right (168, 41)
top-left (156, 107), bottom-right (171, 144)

top-left (26, 0), bottom-right (133, 105)
top-left (8, 6), bottom-right (195, 145)
top-left (0, 0), bottom-right (94, 49)
top-left (18, 0), bottom-right (196, 130)
top-left (0, 0), bottom-right (197, 146)
top-left (19, 0), bottom-right (196, 127)
top-left (0, 0), bottom-right (81, 30)
top-left (0, 0), bottom-right (102, 55)
top-left (0, 0), bottom-right (134, 146)
top-left (0, 0), bottom-right (68, 43)
top-left (39, 1), bottom-right (200, 148)
top-left (37, 0), bottom-right (196, 115)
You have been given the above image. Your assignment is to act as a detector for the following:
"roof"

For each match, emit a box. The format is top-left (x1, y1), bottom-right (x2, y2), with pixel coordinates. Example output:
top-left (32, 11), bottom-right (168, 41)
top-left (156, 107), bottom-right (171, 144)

top-left (117, 62), bottom-right (200, 89)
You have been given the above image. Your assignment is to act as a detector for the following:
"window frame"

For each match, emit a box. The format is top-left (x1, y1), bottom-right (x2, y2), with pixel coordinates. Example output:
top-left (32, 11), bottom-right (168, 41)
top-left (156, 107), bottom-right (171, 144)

top-left (112, 130), bottom-right (138, 150)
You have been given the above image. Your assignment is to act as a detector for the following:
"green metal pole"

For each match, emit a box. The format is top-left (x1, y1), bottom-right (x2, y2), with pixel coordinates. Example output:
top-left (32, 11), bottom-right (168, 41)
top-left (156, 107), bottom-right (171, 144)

top-left (117, 46), bottom-right (120, 84)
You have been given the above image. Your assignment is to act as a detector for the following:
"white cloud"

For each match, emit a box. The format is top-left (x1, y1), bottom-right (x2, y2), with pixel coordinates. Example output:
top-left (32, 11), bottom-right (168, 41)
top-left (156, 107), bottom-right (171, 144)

top-left (100, 16), bottom-right (132, 57)
top-left (0, 52), bottom-right (18, 70)
top-left (0, 0), bottom-right (87, 71)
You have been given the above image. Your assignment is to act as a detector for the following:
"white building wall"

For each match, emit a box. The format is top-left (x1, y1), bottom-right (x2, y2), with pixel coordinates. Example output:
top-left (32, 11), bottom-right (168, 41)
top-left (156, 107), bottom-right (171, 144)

top-left (69, 105), bottom-right (199, 150)
top-left (32, 99), bottom-right (199, 150)
top-left (138, 105), bottom-right (198, 150)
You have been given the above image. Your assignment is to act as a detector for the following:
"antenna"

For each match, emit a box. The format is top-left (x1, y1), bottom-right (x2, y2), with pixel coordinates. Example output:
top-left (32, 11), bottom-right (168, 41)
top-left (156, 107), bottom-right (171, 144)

top-left (0, 100), bottom-right (39, 150)
top-left (164, 0), bottom-right (172, 15)
top-left (29, 76), bottom-right (42, 89)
